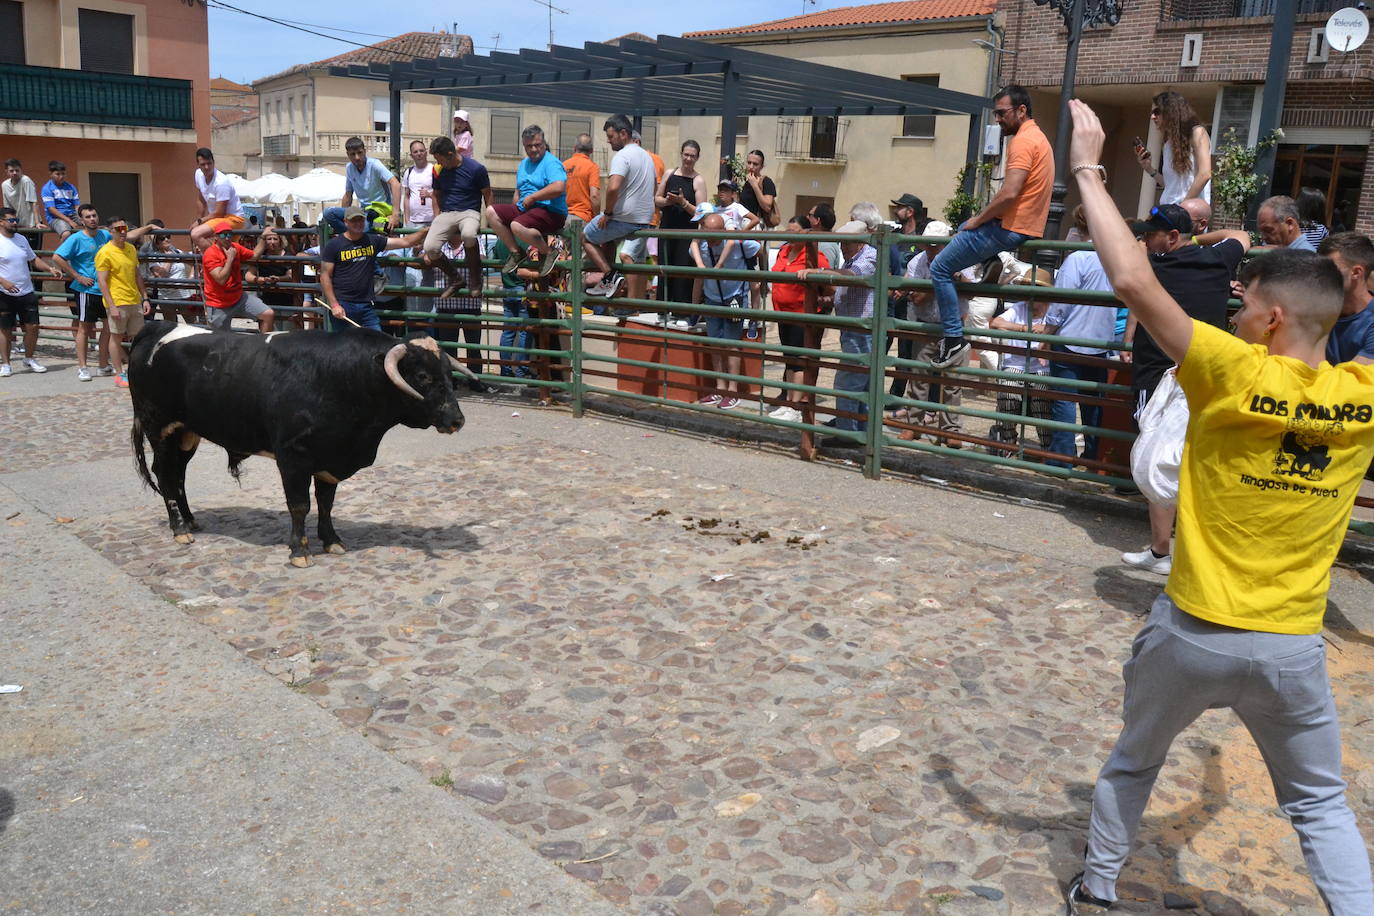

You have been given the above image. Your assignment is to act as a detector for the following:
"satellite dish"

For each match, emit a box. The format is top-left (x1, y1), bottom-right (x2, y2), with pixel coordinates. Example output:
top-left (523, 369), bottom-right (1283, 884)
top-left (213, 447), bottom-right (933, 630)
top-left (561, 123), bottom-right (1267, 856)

top-left (1326, 7), bottom-right (1369, 53)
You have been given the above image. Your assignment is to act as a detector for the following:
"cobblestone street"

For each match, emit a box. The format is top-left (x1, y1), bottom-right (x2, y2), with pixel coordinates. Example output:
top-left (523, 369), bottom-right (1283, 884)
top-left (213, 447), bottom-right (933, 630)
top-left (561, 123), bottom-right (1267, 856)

top-left (8, 374), bottom-right (1374, 914)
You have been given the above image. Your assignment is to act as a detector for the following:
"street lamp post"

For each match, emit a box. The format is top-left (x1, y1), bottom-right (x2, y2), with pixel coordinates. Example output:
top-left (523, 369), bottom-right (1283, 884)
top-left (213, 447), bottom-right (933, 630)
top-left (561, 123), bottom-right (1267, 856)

top-left (1033, 0), bottom-right (1124, 249)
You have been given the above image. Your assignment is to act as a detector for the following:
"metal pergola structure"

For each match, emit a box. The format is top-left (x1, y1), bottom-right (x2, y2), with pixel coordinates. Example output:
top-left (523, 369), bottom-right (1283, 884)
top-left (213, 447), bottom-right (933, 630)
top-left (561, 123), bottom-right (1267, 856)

top-left (330, 34), bottom-right (990, 186)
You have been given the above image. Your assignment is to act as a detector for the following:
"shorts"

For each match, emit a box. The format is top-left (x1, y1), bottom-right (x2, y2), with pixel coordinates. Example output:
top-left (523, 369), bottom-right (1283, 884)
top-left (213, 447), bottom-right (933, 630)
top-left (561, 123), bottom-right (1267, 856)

top-left (490, 203), bottom-right (565, 236)
top-left (70, 291), bottom-right (107, 323)
top-left (424, 210), bottom-right (482, 256)
top-left (705, 307), bottom-right (745, 341)
top-left (107, 303), bottom-right (146, 337)
top-left (620, 235), bottom-right (649, 263)
top-left (206, 292), bottom-right (271, 330)
top-left (0, 290), bottom-right (40, 328)
top-left (206, 214), bottom-right (247, 232)
top-left (776, 318), bottom-right (807, 373)
top-left (49, 216), bottom-right (77, 236)
top-left (584, 214), bottom-right (647, 246)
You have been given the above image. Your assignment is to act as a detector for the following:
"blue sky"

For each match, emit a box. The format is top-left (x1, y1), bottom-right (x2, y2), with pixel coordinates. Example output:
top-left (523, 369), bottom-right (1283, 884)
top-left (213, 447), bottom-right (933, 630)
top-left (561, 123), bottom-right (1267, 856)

top-left (208, 1), bottom-right (832, 84)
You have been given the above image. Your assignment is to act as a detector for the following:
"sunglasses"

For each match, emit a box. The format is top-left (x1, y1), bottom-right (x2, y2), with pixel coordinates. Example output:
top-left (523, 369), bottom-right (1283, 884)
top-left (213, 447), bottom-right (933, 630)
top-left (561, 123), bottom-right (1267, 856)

top-left (1149, 206), bottom-right (1183, 233)
top-left (991, 107), bottom-right (1014, 117)
top-left (2, 216), bottom-right (17, 223)
top-left (110, 224), bottom-right (129, 232)
top-left (1150, 108), bottom-right (1161, 116)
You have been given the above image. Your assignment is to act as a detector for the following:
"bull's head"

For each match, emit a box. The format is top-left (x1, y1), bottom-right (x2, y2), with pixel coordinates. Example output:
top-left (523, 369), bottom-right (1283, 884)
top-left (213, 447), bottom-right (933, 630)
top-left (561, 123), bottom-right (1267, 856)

top-left (383, 338), bottom-right (465, 434)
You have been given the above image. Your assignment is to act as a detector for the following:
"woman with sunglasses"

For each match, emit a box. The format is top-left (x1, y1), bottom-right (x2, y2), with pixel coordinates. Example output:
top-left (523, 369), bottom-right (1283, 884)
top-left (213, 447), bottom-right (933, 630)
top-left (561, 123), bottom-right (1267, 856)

top-left (1136, 91), bottom-right (1211, 205)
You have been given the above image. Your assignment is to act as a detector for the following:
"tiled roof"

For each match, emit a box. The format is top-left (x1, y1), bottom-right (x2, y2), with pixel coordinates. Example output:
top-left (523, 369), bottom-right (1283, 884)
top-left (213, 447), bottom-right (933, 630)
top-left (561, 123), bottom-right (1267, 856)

top-left (255, 31), bottom-right (473, 85)
top-left (211, 108), bottom-right (258, 130)
top-left (685, 0), bottom-right (996, 38)
top-left (211, 77), bottom-right (253, 93)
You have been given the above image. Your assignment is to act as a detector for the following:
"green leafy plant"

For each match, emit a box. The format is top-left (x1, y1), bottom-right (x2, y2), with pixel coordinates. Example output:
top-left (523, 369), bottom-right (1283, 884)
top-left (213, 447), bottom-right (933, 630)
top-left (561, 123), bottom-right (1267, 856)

top-left (1212, 127), bottom-right (1284, 225)
top-left (943, 162), bottom-right (996, 226)
top-left (721, 154), bottom-right (748, 184)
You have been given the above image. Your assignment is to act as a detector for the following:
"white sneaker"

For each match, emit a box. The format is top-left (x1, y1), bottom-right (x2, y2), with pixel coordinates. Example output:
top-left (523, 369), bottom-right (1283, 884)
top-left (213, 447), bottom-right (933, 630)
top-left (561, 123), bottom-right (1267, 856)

top-left (586, 276), bottom-right (616, 296)
top-left (98, 365), bottom-right (115, 376)
top-left (23, 357), bottom-right (46, 373)
top-left (0, 363), bottom-right (10, 377)
top-left (1122, 547), bottom-right (1172, 575)
top-left (77, 366), bottom-right (92, 381)
top-left (769, 405), bottom-right (803, 422)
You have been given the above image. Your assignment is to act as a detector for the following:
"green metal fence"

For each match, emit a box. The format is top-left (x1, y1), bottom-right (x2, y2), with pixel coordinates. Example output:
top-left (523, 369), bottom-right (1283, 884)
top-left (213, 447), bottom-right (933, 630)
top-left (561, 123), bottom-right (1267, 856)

top-left (20, 221), bottom-right (1374, 538)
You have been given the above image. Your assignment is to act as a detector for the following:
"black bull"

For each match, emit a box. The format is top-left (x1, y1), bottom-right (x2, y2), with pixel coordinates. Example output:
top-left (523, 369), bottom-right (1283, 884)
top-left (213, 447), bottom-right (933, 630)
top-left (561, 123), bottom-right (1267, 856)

top-left (129, 321), bottom-right (466, 567)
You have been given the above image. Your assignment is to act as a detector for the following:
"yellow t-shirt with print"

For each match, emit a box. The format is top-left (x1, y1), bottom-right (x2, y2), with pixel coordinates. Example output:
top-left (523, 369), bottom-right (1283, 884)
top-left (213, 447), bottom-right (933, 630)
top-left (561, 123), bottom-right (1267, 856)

top-left (1169, 320), bottom-right (1374, 634)
top-left (94, 241), bottom-right (141, 307)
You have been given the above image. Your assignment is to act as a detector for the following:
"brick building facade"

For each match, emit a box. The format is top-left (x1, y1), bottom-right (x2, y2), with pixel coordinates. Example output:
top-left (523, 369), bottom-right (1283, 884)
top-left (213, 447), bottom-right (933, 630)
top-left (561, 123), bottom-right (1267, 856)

top-left (999, 0), bottom-right (1374, 231)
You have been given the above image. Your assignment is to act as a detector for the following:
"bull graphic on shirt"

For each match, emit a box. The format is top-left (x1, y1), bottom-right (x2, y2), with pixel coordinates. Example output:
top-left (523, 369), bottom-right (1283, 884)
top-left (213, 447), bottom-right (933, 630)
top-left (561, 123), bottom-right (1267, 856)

top-left (1274, 429), bottom-right (1334, 481)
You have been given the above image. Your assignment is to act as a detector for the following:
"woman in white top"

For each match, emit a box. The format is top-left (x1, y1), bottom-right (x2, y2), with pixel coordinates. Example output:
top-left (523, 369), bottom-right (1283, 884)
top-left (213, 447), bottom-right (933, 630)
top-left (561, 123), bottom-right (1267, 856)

top-left (1136, 91), bottom-right (1211, 204)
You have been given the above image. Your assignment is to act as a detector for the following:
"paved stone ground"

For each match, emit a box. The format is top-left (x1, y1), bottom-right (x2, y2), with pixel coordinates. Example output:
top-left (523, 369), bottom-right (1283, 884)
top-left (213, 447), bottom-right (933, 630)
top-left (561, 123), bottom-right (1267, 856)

top-left (8, 335), bottom-right (1374, 914)
top-left (12, 387), bottom-right (1363, 915)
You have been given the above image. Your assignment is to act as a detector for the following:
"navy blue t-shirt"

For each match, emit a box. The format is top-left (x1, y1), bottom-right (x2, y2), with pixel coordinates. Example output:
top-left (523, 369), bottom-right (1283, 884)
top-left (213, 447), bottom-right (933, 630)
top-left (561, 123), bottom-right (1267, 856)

top-left (322, 232), bottom-right (388, 303)
top-left (1327, 298), bottom-right (1374, 365)
top-left (433, 158), bottom-right (491, 214)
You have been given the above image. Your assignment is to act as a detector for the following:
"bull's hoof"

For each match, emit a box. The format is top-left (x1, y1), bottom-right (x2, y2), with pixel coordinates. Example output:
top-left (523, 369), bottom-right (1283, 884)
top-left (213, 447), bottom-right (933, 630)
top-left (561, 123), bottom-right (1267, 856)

top-left (174, 532), bottom-right (195, 545)
top-left (325, 543), bottom-right (346, 555)
top-left (289, 554), bottom-right (313, 569)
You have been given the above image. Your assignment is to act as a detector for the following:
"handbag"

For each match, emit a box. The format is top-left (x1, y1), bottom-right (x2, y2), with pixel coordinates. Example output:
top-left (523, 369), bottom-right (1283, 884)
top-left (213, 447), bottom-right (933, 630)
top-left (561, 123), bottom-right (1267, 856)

top-left (1129, 367), bottom-right (1190, 507)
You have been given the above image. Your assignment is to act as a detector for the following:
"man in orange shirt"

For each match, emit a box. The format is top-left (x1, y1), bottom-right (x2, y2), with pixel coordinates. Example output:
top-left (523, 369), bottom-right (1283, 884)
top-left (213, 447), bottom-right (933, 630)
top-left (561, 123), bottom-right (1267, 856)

top-left (562, 134), bottom-right (600, 223)
top-left (929, 84), bottom-right (1053, 369)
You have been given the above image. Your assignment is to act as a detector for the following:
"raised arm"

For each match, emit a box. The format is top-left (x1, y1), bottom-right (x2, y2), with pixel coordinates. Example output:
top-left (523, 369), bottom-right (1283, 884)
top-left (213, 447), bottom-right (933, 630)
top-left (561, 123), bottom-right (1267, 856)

top-left (384, 226), bottom-right (429, 250)
top-left (1069, 99), bottom-right (1193, 364)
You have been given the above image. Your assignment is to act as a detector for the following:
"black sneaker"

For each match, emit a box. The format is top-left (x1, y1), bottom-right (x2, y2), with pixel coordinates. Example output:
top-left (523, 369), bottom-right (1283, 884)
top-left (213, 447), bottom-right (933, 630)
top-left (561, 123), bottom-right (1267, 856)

top-left (1065, 873), bottom-right (1113, 914)
top-left (929, 336), bottom-right (970, 370)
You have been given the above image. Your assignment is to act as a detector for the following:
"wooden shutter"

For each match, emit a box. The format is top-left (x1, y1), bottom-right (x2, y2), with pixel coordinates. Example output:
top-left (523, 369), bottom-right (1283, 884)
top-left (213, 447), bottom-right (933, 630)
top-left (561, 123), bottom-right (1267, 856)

top-left (0, 1), bottom-right (24, 65)
top-left (78, 8), bottom-right (134, 74)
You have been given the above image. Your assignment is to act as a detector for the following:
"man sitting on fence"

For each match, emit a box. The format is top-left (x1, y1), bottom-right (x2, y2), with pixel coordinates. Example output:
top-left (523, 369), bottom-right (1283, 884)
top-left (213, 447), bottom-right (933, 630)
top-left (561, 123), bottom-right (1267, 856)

top-left (487, 126), bottom-right (567, 279)
top-left (423, 135), bottom-right (493, 299)
top-left (584, 114), bottom-right (657, 298)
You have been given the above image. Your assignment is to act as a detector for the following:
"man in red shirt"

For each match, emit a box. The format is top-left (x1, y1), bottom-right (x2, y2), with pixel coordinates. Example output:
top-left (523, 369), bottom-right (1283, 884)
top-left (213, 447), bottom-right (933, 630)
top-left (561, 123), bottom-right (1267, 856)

top-left (201, 219), bottom-right (272, 331)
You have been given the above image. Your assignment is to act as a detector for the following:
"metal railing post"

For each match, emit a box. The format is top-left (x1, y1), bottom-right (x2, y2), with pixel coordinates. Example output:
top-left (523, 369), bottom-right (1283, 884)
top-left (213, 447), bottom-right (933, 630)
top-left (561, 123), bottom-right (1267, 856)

top-left (568, 219), bottom-right (586, 417)
top-left (864, 226), bottom-right (891, 479)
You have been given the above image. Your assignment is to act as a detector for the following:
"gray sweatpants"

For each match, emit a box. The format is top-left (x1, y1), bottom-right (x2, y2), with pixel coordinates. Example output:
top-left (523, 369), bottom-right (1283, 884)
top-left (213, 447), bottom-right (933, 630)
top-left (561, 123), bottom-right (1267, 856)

top-left (1084, 593), bottom-right (1374, 913)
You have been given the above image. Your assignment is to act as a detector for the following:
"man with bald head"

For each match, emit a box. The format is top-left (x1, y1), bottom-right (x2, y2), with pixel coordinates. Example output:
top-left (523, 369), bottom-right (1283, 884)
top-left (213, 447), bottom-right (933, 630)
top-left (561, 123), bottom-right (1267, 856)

top-left (1177, 197), bottom-right (1210, 236)
top-left (689, 210), bottom-right (760, 410)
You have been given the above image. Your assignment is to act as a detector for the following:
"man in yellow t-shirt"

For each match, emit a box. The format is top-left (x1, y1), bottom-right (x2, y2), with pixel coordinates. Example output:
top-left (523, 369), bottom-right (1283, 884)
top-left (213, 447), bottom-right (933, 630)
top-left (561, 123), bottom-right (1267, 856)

top-left (94, 217), bottom-right (150, 388)
top-left (1062, 101), bottom-right (1374, 915)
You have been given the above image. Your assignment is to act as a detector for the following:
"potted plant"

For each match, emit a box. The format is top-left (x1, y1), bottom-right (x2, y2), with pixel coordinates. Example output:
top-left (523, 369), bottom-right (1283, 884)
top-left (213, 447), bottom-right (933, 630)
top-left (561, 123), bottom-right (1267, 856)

top-left (1212, 126), bottom-right (1283, 228)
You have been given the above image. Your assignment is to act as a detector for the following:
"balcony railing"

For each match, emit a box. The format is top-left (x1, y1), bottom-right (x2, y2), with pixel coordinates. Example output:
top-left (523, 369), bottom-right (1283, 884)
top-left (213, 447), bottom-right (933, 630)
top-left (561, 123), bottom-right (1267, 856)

top-left (262, 134), bottom-right (300, 157)
top-left (0, 63), bottom-right (193, 129)
top-left (316, 130), bottom-right (431, 157)
top-left (1162, 0), bottom-right (1341, 19)
top-left (775, 117), bottom-right (850, 164)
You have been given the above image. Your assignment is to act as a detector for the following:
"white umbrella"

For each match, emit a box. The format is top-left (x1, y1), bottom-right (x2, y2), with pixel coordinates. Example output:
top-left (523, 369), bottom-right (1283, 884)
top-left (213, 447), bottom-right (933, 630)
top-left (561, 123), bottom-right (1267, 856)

top-left (243, 172), bottom-right (293, 204)
top-left (225, 172), bottom-right (253, 200)
top-left (288, 168), bottom-right (346, 204)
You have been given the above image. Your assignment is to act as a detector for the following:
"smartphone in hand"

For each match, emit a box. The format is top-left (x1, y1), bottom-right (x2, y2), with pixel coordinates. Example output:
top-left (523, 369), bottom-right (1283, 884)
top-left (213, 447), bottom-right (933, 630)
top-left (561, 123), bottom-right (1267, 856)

top-left (1133, 136), bottom-right (1145, 152)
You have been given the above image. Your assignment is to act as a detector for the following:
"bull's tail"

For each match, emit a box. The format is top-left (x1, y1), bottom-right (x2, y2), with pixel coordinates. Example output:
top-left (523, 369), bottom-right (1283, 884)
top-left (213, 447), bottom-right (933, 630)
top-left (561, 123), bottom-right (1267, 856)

top-left (130, 415), bottom-right (161, 495)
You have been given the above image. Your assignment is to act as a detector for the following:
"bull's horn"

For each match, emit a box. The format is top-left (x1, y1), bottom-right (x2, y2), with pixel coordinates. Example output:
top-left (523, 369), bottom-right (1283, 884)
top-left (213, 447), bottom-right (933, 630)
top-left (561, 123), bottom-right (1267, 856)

top-left (444, 350), bottom-right (480, 382)
top-left (383, 344), bottom-right (425, 401)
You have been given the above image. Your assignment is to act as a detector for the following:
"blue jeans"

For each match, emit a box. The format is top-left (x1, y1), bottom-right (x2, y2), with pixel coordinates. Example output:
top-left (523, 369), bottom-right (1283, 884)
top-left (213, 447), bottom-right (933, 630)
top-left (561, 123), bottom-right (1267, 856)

top-left (1084, 594), bottom-right (1374, 911)
top-left (335, 300), bottom-right (380, 332)
top-left (834, 330), bottom-right (872, 433)
top-left (1046, 345), bottom-right (1107, 465)
top-left (500, 296), bottom-right (532, 378)
top-left (929, 219), bottom-right (1030, 338)
top-left (323, 207), bottom-right (347, 237)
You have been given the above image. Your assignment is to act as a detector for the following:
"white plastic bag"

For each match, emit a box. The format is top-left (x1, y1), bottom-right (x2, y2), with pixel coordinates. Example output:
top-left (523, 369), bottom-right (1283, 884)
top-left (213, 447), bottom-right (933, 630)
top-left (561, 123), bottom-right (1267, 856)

top-left (1130, 368), bottom-right (1189, 507)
